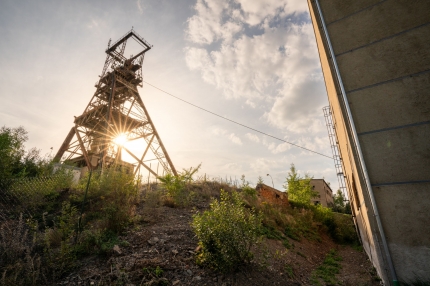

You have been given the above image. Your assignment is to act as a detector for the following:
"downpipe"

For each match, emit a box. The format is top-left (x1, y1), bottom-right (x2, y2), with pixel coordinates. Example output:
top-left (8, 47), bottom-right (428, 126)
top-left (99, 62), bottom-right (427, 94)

top-left (313, 0), bottom-right (399, 285)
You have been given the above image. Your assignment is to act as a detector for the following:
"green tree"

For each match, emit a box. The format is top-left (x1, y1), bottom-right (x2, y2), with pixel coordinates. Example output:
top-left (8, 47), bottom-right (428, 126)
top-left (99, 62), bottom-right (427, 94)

top-left (332, 190), bottom-right (352, 214)
top-left (332, 189), bottom-right (345, 212)
top-left (257, 176), bottom-right (264, 185)
top-left (283, 163), bottom-right (318, 205)
top-left (0, 126), bottom-right (51, 190)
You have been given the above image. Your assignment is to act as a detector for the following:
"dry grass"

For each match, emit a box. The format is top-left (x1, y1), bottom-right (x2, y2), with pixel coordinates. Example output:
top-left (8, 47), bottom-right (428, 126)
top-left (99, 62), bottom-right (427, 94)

top-left (0, 214), bottom-right (42, 285)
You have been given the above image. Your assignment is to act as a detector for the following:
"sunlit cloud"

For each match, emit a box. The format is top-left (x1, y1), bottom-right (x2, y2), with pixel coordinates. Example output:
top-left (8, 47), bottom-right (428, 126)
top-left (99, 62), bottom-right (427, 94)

top-left (185, 0), bottom-right (326, 135)
top-left (246, 133), bottom-right (260, 143)
top-left (136, 0), bottom-right (143, 14)
top-left (229, 133), bottom-right (243, 145)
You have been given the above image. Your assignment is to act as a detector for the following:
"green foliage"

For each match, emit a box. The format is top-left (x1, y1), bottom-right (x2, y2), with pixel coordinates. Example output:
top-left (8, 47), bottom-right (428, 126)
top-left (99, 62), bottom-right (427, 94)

top-left (158, 164), bottom-right (200, 207)
top-left (142, 266), bottom-right (164, 278)
top-left (76, 229), bottom-right (127, 256)
top-left (0, 126), bottom-right (52, 191)
top-left (285, 264), bottom-right (295, 278)
top-left (283, 164), bottom-right (318, 205)
top-left (311, 249), bottom-right (342, 285)
top-left (332, 189), bottom-right (353, 214)
top-left (257, 176), bottom-right (264, 185)
top-left (77, 168), bottom-right (139, 233)
top-left (9, 172), bottom-right (74, 215)
top-left (43, 202), bottom-right (79, 280)
top-left (241, 174), bottom-right (257, 197)
top-left (192, 190), bottom-right (262, 272)
top-left (260, 225), bottom-right (291, 249)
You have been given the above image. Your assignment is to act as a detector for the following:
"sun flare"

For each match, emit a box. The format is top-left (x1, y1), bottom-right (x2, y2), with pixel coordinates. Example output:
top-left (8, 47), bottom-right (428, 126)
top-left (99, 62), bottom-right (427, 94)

top-left (113, 133), bottom-right (128, 146)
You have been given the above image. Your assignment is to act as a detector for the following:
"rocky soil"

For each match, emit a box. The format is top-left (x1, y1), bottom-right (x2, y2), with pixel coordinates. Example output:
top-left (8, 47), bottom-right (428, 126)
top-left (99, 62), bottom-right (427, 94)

top-left (59, 197), bottom-right (381, 286)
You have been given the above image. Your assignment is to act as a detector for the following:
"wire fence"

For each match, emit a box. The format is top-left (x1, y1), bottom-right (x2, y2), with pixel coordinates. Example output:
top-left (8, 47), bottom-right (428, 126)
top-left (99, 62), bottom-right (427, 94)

top-left (0, 173), bottom-right (74, 221)
top-left (0, 168), bottom-right (236, 223)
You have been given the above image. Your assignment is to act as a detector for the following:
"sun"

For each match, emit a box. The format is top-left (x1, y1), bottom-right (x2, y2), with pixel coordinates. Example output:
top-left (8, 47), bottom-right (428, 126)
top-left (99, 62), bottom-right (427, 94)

top-left (113, 133), bottom-right (128, 146)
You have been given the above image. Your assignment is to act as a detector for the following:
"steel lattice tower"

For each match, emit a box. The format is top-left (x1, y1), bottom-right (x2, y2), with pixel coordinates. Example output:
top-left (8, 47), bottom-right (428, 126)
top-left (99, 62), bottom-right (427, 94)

top-left (55, 29), bottom-right (177, 177)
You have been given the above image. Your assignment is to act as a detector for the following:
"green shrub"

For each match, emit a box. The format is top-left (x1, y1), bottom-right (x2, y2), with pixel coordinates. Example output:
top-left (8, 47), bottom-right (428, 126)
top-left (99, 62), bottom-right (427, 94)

top-left (311, 249), bottom-right (342, 285)
top-left (43, 202), bottom-right (79, 281)
top-left (76, 229), bottom-right (128, 256)
top-left (192, 190), bottom-right (262, 272)
top-left (158, 165), bottom-right (200, 207)
top-left (77, 168), bottom-right (139, 233)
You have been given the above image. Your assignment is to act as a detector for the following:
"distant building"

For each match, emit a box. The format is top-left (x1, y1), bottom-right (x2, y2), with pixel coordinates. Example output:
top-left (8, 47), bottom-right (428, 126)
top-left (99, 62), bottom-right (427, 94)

top-left (307, 0), bottom-right (430, 284)
top-left (309, 179), bottom-right (333, 207)
top-left (255, 184), bottom-right (289, 207)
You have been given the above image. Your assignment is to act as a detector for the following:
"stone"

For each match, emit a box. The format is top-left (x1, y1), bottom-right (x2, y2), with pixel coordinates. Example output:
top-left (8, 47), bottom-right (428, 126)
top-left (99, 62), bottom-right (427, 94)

top-left (148, 237), bottom-right (159, 245)
top-left (113, 245), bottom-right (122, 254)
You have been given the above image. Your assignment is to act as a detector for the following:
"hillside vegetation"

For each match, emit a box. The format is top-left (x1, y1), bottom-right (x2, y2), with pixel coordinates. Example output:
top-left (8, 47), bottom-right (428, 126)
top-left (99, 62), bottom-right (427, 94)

top-left (0, 126), bottom-right (380, 285)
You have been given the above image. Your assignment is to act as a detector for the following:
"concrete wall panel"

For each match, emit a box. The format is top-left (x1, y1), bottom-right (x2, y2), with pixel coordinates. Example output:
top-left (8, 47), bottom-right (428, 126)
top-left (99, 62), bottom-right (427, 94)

top-left (337, 24), bottom-right (430, 92)
top-left (359, 124), bottom-right (430, 184)
top-left (328, 0), bottom-right (430, 55)
top-left (348, 72), bottom-right (430, 134)
top-left (373, 183), bottom-right (430, 281)
top-left (319, 0), bottom-right (383, 24)
top-left (309, 0), bottom-right (430, 283)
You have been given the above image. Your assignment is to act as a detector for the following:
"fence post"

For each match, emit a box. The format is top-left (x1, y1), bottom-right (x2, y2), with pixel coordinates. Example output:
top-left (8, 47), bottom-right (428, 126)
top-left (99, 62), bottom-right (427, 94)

top-left (76, 170), bottom-right (93, 242)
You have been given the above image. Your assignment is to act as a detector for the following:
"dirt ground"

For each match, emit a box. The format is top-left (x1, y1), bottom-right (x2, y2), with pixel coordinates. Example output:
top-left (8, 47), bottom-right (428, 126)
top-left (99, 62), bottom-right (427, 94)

top-left (59, 199), bottom-right (381, 286)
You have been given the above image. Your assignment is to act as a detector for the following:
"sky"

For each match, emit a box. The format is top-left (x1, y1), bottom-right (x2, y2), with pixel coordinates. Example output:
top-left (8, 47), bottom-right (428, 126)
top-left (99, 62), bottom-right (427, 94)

top-left (0, 0), bottom-right (338, 191)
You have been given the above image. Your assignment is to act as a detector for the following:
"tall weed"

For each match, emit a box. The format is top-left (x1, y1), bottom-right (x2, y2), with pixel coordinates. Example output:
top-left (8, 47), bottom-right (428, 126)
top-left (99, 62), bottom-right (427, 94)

top-left (192, 190), bottom-right (262, 272)
top-left (159, 165), bottom-right (200, 207)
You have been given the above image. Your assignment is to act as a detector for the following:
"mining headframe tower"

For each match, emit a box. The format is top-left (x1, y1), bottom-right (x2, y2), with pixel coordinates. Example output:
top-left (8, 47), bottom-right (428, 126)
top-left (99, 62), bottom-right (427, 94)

top-left (55, 29), bottom-right (177, 178)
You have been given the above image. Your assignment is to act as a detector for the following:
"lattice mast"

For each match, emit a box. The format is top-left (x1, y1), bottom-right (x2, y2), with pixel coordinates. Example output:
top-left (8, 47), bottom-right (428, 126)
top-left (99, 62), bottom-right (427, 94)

top-left (323, 106), bottom-right (347, 199)
top-left (55, 29), bottom-right (177, 177)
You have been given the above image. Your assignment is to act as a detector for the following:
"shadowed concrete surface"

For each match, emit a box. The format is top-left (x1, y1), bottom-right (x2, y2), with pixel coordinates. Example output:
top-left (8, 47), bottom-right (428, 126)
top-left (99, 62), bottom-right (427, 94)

top-left (308, 0), bottom-right (430, 284)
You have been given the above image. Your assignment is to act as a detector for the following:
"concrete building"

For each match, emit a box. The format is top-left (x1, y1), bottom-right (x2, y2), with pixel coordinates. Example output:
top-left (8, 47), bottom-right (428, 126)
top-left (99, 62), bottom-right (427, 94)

top-left (309, 179), bottom-right (333, 207)
top-left (307, 1), bottom-right (430, 284)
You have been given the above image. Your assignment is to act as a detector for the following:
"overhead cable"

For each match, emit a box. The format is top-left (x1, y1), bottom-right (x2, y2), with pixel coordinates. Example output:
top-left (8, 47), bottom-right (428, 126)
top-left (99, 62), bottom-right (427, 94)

top-left (143, 81), bottom-right (333, 159)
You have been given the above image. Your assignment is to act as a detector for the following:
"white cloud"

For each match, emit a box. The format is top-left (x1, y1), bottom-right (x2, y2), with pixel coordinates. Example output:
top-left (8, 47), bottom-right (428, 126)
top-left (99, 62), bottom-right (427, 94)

top-left (186, 0), bottom-right (242, 45)
top-left (250, 157), bottom-right (283, 173)
top-left (212, 127), bottom-right (243, 145)
top-left (271, 142), bottom-right (291, 154)
top-left (235, 0), bottom-right (308, 26)
top-left (246, 133), bottom-right (260, 143)
top-left (212, 127), bottom-right (227, 136)
top-left (185, 0), bottom-right (327, 135)
top-left (86, 19), bottom-right (99, 29)
top-left (136, 0), bottom-right (143, 14)
top-left (229, 133), bottom-right (243, 145)
top-left (265, 75), bottom-right (327, 133)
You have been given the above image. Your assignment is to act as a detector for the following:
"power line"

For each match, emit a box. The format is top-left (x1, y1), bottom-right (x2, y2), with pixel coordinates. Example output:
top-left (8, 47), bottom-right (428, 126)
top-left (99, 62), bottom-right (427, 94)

top-left (143, 81), bottom-right (333, 159)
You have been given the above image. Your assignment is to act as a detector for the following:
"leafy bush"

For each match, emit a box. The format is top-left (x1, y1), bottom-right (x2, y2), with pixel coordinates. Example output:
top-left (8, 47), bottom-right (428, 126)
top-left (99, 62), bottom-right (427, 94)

top-left (76, 229), bottom-right (128, 256)
top-left (76, 168), bottom-right (139, 233)
top-left (192, 190), bottom-right (262, 272)
top-left (43, 202), bottom-right (79, 281)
